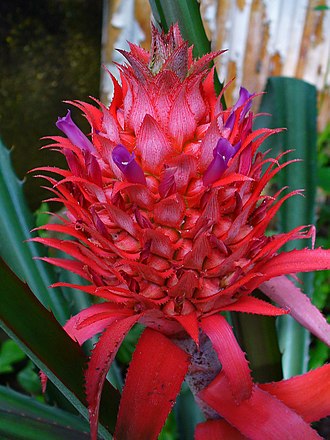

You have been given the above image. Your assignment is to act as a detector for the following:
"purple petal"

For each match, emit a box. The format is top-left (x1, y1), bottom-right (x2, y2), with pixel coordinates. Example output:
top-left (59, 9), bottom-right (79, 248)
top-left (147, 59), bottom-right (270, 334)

top-left (112, 144), bottom-right (146, 185)
top-left (225, 112), bottom-right (236, 130)
top-left (234, 87), bottom-right (254, 119)
top-left (56, 110), bottom-right (95, 153)
top-left (233, 140), bottom-right (241, 153)
top-left (260, 275), bottom-right (330, 346)
top-left (203, 138), bottom-right (235, 186)
top-left (234, 87), bottom-right (252, 108)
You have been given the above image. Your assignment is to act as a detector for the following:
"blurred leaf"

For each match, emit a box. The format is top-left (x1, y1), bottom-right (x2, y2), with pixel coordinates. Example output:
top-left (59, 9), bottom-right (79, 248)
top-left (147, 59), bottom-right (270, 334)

top-left (313, 5), bottom-right (330, 10)
top-left (0, 385), bottom-right (91, 440)
top-left (174, 382), bottom-right (204, 440)
top-left (317, 167), bottom-right (330, 193)
top-left (0, 258), bottom-right (119, 438)
top-left (231, 310), bottom-right (282, 383)
top-left (309, 339), bottom-right (330, 370)
top-left (0, 340), bottom-right (26, 374)
top-left (317, 123), bottom-right (330, 151)
top-left (313, 270), bottom-right (330, 310)
top-left (34, 202), bottom-right (51, 237)
top-left (116, 324), bottom-right (144, 365)
top-left (17, 361), bottom-right (42, 395)
top-left (255, 77), bottom-right (318, 378)
top-left (0, 139), bottom-right (69, 324)
top-left (159, 410), bottom-right (178, 440)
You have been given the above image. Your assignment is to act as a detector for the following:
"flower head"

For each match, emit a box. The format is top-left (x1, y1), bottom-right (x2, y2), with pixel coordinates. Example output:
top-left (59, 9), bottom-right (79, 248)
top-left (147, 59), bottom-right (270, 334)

top-left (34, 24), bottom-right (330, 440)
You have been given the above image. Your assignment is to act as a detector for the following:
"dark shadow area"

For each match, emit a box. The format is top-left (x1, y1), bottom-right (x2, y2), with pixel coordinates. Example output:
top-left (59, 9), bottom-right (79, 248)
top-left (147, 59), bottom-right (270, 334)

top-left (0, 0), bottom-right (102, 209)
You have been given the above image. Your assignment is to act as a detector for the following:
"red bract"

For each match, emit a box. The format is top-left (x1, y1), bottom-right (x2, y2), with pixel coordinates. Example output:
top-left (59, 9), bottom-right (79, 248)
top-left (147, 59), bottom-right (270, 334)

top-left (33, 24), bottom-right (330, 439)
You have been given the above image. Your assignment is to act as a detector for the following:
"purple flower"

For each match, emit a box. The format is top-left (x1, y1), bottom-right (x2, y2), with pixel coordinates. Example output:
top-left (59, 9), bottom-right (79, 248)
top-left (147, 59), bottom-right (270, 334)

top-left (225, 87), bottom-right (254, 130)
top-left (112, 145), bottom-right (146, 185)
top-left (56, 110), bottom-right (95, 153)
top-left (203, 138), bottom-right (236, 186)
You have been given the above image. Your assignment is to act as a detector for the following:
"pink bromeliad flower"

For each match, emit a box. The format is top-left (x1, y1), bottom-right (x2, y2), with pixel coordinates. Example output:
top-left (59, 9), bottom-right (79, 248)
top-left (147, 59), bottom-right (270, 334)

top-left (34, 24), bottom-right (330, 439)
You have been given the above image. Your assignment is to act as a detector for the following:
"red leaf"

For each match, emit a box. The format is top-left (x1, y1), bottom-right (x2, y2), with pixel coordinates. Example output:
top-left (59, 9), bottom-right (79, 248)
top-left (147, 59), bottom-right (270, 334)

top-left (199, 373), bottom-right (321, 440)
top-left (166, 153), bottom-right (198, 193)
top-left (212, 172), bottom-right (253, 188)
top-left (259, 276), bottom-right (330, 346)
top-left (218, 295), bottom-right (288, 316)
top-left (153, 194), bottom-right (186, 228)
top-left (195, 419), bottom-right (247, 440)
top-left (86, 314), bottom-right (140, 440)
top-left (64, 303), bottom-right (133, 345)
top-left (135, 115), bottom-right (173, 173)
top-left (114, 329), bottom-right (190, 440)
top-left (172, 312), bottom-right (200, 345)
top-left (200, 315), bottom-right (253, 402)
top-left (249, 249), bottom-right (330, 290)
top-left (260, 364), bottom-right (330, 423)
top-left (38, 257), bottom-right (89, 280)
top-left (168, 83), bottom-right (197, 148)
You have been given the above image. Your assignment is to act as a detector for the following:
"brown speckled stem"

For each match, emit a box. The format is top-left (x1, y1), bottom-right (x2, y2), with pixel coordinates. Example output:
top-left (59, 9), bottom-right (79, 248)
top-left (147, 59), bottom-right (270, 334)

top-left (174, 330), bottom-right (222, 419)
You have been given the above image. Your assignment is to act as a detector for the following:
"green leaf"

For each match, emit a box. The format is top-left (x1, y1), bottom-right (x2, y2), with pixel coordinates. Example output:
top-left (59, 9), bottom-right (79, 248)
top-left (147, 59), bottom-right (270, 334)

top-left (174, 383), bottom-right (204, 440)
top-left (313, 270), bottom-right (330, 310)
top-left (0, 139), bottom-right (69, 324)
top-left (0, 385), bottom-right (91, 440)
top-left (0, 340), bottom-right (26, 374)
top-left (17, 361), bottom-right (42, 395)
top-left (309, 338), bottom-right (330, 370)
top-left (116, 324), bottom-right (144, 365)
top-left (159, 410), bottom-right (178, 440)
top-left (255, 77), bottom-right (318, 377)
top-left (313, 5), bottom-right (330, 11)
top-left (317, 166), bottom-right (330, 193)
top-left (231, 310), bottom-right (282, 383)
top-left (34, 202), bottom-right (51, 236)
top-left (0, 258), bottom-right (120, 438)
top-left (148, 0), bottom-right (225, 101)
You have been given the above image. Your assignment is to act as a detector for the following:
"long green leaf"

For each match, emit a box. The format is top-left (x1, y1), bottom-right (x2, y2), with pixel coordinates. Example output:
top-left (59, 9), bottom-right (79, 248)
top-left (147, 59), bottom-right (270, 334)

top-left (255, 77), bottom-right (318, 377)
top-left (0, 385), bottom-right (91, 440)
top-left (0, 139), bottom-right (68, 324)
top-left (0, 258), bottom-right (120, 438)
